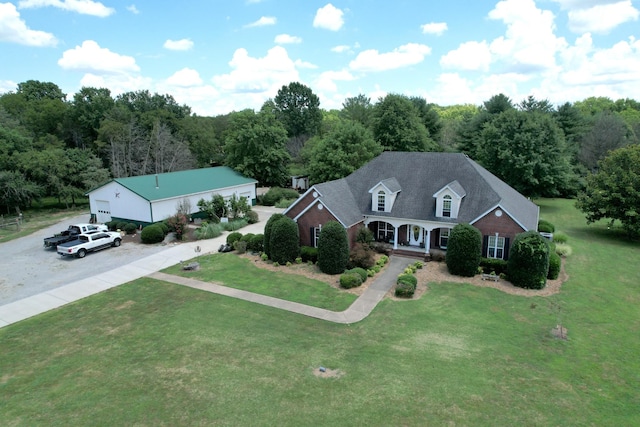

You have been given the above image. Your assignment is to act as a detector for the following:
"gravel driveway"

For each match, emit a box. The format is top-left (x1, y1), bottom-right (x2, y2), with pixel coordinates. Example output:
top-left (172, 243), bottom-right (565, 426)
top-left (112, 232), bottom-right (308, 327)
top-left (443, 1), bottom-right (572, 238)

top-left (0, 213), bottom-right (170, 305)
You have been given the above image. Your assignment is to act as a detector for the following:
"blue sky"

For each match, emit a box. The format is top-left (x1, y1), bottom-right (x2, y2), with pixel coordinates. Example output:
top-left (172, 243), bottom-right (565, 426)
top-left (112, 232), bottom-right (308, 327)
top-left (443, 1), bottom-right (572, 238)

top-left (1, 0), bottom-right (639, 115)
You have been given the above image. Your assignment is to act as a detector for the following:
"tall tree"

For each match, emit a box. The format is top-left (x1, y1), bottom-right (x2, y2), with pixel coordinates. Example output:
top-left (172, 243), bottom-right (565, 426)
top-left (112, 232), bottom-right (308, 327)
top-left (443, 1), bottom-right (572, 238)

top-left (576, 144), bottom-right (640, 238)
top-left (340, 94), bottom-right (373, 128)
top-left (0, 170), bottom-right (42, 214)
top-left (67, 87), bottom-right (114, 150)
top-left (372, 94), bottom-right (440, 152)
top-left (224, 109), bottom-right (291, 186)
top-left (518, 95), bottom-right (554, 113)
top-left (273, 82), bottom-right (322, 139)
top-left (483, 93), bottom-right (514, 114)
top-left (579, 111), bottom-right (629, 172)
top-left (410, 96), bottom-right (442, 141)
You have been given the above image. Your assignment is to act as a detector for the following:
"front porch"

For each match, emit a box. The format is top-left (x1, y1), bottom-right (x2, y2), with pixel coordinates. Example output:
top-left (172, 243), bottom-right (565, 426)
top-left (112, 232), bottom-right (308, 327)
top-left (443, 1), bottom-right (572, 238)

top-left (366, 219), bottom-right (452, 260)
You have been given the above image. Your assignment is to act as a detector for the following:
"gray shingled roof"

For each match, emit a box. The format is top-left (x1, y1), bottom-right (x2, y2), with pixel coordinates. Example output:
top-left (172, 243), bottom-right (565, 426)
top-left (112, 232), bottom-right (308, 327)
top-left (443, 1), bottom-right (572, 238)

top-left (309, 152), bottom-right (538, 230)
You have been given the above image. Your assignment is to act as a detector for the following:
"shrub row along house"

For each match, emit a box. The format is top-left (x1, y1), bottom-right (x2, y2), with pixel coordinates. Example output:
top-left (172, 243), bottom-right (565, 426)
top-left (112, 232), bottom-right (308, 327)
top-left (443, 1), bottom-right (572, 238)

top-left (284, 152), bottom-right (539, 261)
top-left (87, 167), bottom-right (257, 225)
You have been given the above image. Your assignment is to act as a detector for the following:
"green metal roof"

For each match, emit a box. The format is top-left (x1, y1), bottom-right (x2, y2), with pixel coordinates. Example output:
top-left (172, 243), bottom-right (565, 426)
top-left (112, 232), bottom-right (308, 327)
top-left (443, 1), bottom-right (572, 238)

top-left (112, 167), bottom-right (257, 201)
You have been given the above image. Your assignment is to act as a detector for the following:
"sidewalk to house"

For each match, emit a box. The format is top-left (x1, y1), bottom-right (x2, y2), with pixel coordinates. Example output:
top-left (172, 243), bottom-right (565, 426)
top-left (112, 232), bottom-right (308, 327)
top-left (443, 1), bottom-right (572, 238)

top-left (0, 206), bottom-right (410, 328)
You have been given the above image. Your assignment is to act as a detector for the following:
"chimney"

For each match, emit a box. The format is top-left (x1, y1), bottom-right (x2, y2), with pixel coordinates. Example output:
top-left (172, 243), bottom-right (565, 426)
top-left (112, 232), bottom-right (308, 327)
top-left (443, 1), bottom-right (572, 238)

top-left (155, 174), bottom-right (159, 189)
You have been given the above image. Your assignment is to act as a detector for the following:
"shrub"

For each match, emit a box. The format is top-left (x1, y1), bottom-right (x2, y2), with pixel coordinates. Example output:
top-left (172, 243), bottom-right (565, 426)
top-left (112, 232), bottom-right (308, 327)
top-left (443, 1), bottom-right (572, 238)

top-left (377, 255), bottom-right (389, 266)
top-left (166, 213), bottom-right (189, 240)
top-left (548, 251), bottom-right (561, 280)
top-left (261, 187), bottom-right (300, 206)
top-left (140, 224), bottom-right (164, 244)
top-left (340, 272), bottom-right (363, 289)
top-left (261, 253), bottom-right (268, 261)
top-left (197, 194), bottom-right (226, 221)
top-left (241, 233), bottom-right (255, 244)
top-left (553, 231), bottom-right (568, 244)
top-left (223, 219), bottom-right (248, 231)
top-left (275, 198), bottom-right (297, 209)
top-left (300, 246), bottom-right (318, 263)
top-left (555, 243), bottom-right (573, 257)
top-left (397, 273), bottom-right (418, 287)
top-left (348, 243), bottom-right (375, 269)
top-left (370, 242), bottom-right (391, 255)
top-left (317, 221), bottom-right (350, 275)
top-left (227, 232), bottom-right (243, 245)
top-left (538, 219), bottom-right (555, 233)
top-left (157, 222), bottom-right (169, 235)
top-left (508, 230), bottom-right (550, 289)
top-left (269, 216), bottom-right (300, 265)
top-left (234, 240), bottom-right (248, 254)
top-left (263, 213), bottom-right (286, 258)
top-left (124, 223), bottom-right (137, 235)
top-left (195, 222), bottom-right (223, 240)
top-left (249, 234), bottom-right (264, 252)
top-left (346, 267), bottom-right (368, 283)
top-left (395, 282), bottom-right (416, 298)
top-left (356, 226), bottom-right (374, 245)
top-left (479, 258), bottom-right (508, 275)
top-left (105, 220), bottom-right (118, 231)
top-left (413, 261), bottom-right (423, 269)
top-left (446, 223), bottom-right (482, 277)
top-left (245, 210), bottom-right (259, 224)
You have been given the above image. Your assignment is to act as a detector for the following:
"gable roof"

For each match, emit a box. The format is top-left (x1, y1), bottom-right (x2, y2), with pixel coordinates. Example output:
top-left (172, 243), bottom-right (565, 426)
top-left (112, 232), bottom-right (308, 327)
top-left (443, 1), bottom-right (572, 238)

top-left (369, 177), bottom-right (401, 194)
top-left (91, 167), bottom-right (257, 202)
top-left (302, 152), bottom-right (538, 230)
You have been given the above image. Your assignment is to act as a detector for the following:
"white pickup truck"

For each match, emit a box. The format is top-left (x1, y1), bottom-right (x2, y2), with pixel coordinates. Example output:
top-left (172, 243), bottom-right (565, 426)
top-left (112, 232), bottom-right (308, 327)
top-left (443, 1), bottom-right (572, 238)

top-left (57, 231), bottom-right (122, 258)
top-left (44, 223), bottom-right (108, 248)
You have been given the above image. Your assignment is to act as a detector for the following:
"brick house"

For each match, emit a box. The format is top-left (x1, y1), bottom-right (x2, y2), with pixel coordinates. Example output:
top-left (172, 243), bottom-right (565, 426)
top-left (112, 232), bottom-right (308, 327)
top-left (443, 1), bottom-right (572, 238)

top-left (283, 152), bottom-right (539, 260)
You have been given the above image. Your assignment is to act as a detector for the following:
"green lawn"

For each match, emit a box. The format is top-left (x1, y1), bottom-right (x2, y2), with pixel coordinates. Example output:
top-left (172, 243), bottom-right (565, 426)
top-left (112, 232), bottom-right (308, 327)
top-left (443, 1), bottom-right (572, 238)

top-left (1, 199), bottom-right (639, 426)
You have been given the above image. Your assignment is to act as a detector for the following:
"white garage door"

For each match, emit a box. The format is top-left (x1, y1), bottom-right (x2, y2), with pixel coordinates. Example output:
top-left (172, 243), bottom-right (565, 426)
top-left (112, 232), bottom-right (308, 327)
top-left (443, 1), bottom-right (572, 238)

top-left (96, 200), bottom-right (112, 223)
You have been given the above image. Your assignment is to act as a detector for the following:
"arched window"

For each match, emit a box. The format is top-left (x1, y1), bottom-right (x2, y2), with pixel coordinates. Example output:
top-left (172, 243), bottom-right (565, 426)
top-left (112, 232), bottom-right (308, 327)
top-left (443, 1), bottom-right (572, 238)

top-left (377, 191), bottom-right (386, 211)
top-left (442, 195), bottom-right (452, 217)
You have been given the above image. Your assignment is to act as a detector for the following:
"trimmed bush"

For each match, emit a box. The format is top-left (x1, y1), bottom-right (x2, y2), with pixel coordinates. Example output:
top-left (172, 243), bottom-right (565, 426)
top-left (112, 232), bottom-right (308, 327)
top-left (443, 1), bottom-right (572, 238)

top-left (317, 221), bottom-right (350, 275)
top-left (240, 233), bottom-right (255, 245)
top-left (269, 216), bottom-right (300, 265)
top-left (479, 258), bottom-right (508, 276)
top-left (508, 230), bottom-right (550, 289)
top-left (105, 220), bottom-right (118, 231)
top-left (300, 246), bottom-right (318, 263)
top-left (124, 223), bottom-right (137, 235)
top-left (140, 224), bottom-right (164, 244)
top-left (157, 222), bottom-right (169, 235)
top-left (397, 273), bottom-right (418, 287)
top-left (340, 272), bottom-right (363, 289)
top-left (245, 210), bottom-right (259, 224)
top-left (227, 232), bottom-right (243, 245)
top-left (538, 219), bottom-right (555, 233)
top-left (395, 282), bottom-right (416, 298)
top-left (548, 251), bottom-right (561, 280)
top-left (553, 231), bottom-right (568, 244)
top-left (555, 243), bottom-right (573, 257)
top-left (446, 223), bottom-right (482, 277)
top-left (348, 243), bottom-right (376, 269)
top-left (346, 267), bottom-right (368, 283)
top-left (249, 234), bottom-right (264, 252)
top-left (263, 213), bottom-right (286, 259)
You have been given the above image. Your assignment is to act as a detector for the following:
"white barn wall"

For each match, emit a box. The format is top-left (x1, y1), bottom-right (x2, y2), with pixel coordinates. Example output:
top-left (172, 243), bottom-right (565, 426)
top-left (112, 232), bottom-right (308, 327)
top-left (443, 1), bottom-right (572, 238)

top-left (89, 182), bottom-right (153, 223)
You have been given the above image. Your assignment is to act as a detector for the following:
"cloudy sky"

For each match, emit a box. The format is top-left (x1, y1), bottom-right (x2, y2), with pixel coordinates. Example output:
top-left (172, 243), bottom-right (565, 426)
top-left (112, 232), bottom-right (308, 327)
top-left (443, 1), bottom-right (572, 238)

top-left (1, 0), bottom-right (639, 115)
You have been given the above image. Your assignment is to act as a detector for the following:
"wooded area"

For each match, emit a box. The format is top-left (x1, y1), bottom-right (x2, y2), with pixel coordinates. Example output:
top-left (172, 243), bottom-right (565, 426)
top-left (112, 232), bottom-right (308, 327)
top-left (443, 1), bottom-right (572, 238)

top-left (1, 79), bottom-right (639, 233)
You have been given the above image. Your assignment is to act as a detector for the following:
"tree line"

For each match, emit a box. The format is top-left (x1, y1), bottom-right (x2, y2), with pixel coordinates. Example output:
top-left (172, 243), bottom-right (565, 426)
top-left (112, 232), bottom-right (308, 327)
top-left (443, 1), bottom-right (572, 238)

top-left (1, 79), bottom-right (639, 222)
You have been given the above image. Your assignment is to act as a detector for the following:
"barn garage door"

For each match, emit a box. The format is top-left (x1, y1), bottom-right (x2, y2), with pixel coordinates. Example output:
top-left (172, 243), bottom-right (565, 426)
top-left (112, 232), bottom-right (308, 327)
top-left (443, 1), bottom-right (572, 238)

top-left (96, 200), bottom-right (112, 223)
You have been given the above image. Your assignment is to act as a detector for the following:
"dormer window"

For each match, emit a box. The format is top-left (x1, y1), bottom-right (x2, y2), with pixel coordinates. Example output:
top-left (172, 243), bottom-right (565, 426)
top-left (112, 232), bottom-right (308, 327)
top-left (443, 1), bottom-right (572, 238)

top-left (442, 195), bottom-right (452, 217)
top-left (377, 191), bottom-right (386, 211)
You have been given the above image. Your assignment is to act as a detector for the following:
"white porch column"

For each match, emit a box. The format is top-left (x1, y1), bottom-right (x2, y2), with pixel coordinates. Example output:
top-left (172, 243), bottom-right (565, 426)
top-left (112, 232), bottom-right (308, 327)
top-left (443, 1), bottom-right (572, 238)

top-left (393, 225), bottom-right (399, 249)
top-left (425, 228), bottom-right (431, 254)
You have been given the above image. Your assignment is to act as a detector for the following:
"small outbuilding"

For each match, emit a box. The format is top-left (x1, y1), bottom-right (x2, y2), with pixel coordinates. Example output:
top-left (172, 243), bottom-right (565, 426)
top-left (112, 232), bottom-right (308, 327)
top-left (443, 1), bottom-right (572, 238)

top-left (87, 167), bottom-right (257, 225)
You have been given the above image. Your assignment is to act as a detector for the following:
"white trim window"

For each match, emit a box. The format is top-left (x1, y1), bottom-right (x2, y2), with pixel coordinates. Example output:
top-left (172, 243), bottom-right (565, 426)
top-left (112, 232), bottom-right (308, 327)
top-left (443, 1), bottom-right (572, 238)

top-left (377, 191), bottom-right (386, 212)
top-left (487, 235), bottom-right (505, 259)
top-left (313, 226), bottom-right (321, 248)
top-left (377, 222), bottom-right (394, 242)
top-left (442, 195), bottom-right (452, 217)
top-left (440, 228), bottom-right (450, 249)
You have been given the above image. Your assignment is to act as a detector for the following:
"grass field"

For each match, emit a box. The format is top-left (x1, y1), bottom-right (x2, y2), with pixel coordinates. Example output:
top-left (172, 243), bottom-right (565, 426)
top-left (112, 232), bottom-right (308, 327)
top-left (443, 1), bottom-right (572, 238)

top-left (1, 199), bottom-right (638, 426)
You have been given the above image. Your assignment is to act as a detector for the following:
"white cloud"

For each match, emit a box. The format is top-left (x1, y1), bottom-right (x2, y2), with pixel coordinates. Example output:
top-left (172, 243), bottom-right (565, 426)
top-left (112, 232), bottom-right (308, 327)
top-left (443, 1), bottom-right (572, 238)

top-left (244, 16), bottom-right (276, 28)
top-left (212, 46), bottom-right (299, 94)
top-left (421, 22), bottom-right (448, 36)
top-left (0, 3), bottom-right (57, 46)
top-left (294, 59), bottom-right (317, 69)
top-left (566, 1), bottom-right (639, 34)
top-left (0, 79), bottom-right (17, 94)
top-left (275, 34), bottom-right (302, 44)
top-left (18, 0), bottom-right (115, 17)
top-left (331, 45), bottom-right (350, 53)
top-left (163, 38), bottom-right (194, 51)
top-left (315, 69), bottom-right (355, 92)
top-left (313, 3), bottom-right (344, 31)
top-left (127, 4), bottom-right (139, 14)
top-left (165, 68), bottom-right (203, 87)
top-left (441, 41), bottom-right (491, 71)
top-left (58, 40), bottom-right (140, 74)
top-left (79, 73), bottom-right (152, 96)
top-left (349, 43), bottom-right (431, 72)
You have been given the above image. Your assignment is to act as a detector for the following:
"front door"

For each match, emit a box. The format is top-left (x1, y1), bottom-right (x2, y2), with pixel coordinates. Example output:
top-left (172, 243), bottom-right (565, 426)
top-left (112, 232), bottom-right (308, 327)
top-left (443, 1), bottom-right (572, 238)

top-left (409, 224), bottom-right (423, 246)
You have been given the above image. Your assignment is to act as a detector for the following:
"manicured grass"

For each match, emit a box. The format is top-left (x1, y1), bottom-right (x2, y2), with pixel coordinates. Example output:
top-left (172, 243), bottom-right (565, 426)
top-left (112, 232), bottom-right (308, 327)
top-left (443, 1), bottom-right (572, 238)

top-left (0, 198), bottom-right (638, 425)
top-left (163, 253), bottom-right (357, 311)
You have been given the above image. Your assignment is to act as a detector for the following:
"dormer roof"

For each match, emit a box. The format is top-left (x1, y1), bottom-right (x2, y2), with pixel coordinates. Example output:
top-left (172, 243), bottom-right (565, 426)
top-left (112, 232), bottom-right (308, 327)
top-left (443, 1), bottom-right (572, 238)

top-left (368, 177), bottom-right (401, 194)
top-left (433, 180), bottom-right (466, 199)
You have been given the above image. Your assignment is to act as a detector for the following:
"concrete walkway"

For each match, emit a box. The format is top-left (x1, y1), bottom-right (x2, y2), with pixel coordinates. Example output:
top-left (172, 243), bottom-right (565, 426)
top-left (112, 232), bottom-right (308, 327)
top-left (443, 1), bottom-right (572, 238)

top-left (150, 255), bottom-right (412, 324)
top-left (0, 205), bottom-right (411, 328)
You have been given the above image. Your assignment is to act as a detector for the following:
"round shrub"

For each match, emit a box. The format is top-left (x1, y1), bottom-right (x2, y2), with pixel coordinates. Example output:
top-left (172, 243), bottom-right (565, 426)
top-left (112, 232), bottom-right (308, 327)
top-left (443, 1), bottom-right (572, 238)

top-left (106, 220), bottom-right (118, 231)
top-left (340, 272), bottom-right (363, 289)
top-left (227, 231), bottom-right (243, 245)
top-left (553, 231), bottom-right (568, 244)
top-left (446, 223), bottom-right (482, 277)
top-left (538, 219), bottom-right (555, 233)
top-left (300, 246), bottom-right (318, 263)
top-left (269, 216), bottom-right (300, 265)
top-left (116, 221), bottom-right (127, 231)
top-left (346, 267), bottom-right (368, 283)
top-left (140, 224), bottom-right (164, 244)
top-left (548, 251), bottom-right (561, 280)
top-left (348, 243), bottom-right (375, 269)
top-left (317, 221), bottom-right (350, 275)
top-left (124, 223), bottom-right (137, 235)
top-left (157, 222), bottom-right (169, 235)
top-left (241, 233), bottom-right (255, 245)
top-left (263, 213), bottom-right (286, 259)
top-left (245, 210), bottom-right (259, 224)
top-left (395, 282), bottom-right (416, 298)
top-left (397, 273), bottom-right (418, 287)
top-left (234, 240), bottom-right (248, 254)
top-left (249, 233), bottom-right (264, 252)
top-left (508, 230), bottom-right (550, 289)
